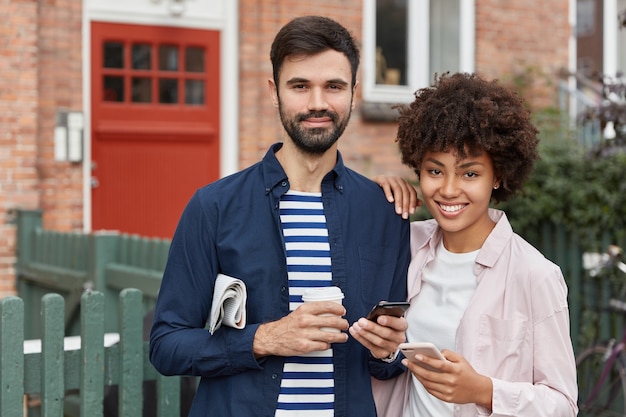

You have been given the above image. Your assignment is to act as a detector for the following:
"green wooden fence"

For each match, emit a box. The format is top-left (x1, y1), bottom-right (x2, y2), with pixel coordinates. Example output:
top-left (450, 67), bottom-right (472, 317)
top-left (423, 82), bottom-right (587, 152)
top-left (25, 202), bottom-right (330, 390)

top-left (8, 209), bottom-right (196, 416)
top-left (15, 209), bottom-right (170, 339)
top-left (517, 222), bottom-right (626, 356)
top-left (0, 289), bottom-right (185, 417)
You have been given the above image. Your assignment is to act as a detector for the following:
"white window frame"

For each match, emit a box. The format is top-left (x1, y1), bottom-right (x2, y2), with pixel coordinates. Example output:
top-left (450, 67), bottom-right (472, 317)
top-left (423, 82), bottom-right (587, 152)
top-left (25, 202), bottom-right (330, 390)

top-left (603, 0), bottom-right (624, 76)
top-left (362, 0), bottom-right (475, 104)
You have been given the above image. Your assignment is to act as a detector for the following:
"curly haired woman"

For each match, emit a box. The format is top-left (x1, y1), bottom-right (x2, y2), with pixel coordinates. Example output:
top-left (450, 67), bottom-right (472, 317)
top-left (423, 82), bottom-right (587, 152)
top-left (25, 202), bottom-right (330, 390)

top-left (372, 72), bottom-right (578, 417)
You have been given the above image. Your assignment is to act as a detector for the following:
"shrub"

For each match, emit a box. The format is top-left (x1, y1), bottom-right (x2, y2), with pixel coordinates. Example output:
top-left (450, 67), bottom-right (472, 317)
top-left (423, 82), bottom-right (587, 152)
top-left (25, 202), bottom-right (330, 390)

top-left (499, 111), bottom-right (626, 250)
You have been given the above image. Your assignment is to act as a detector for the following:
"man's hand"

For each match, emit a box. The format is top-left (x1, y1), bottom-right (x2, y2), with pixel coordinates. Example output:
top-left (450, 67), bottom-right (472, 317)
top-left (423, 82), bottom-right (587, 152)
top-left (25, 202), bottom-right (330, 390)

top-left (372, 175), bottom-right (420, 219)
top-left (348, 315), bottom-right (408, 360)
top-left (253, 301), bottom-right (349, 358)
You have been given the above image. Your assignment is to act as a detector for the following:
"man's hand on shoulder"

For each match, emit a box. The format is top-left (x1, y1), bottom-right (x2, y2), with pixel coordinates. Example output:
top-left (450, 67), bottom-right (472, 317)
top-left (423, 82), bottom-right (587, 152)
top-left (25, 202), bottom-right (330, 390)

top-left (372, 175), bottom-right (420, 219)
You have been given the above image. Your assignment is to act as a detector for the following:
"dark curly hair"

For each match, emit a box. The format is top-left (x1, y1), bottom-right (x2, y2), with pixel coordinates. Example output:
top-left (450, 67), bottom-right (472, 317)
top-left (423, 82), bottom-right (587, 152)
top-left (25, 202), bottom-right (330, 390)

top-left (396, 72), bottom-right (539, 203)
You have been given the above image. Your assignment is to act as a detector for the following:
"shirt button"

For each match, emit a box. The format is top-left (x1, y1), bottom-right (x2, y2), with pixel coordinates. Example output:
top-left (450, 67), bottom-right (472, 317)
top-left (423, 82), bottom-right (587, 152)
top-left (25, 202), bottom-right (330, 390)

top-left (281, 181), bottom-right (287, 187)
top-left (271, 373), bottom-right (278, 380)
top-left (280, 286), bottom-right (286, 292)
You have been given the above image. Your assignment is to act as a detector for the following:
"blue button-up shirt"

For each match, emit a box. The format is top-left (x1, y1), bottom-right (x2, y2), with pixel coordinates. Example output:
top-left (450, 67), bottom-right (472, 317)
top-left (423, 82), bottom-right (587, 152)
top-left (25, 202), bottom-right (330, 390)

top-left (150, 143), bottom-right (409, 416)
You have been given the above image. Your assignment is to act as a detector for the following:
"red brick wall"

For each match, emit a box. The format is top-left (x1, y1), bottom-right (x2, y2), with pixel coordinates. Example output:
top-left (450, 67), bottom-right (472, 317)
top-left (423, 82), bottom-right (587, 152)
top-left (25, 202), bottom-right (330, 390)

top-left (37, 0), bottom-right (84, 232)
top-left (475, 0), bottom-right (571, 110)
top-left (0, 0), bottom-right (39, 297)
top-left (0, 0), bottom-right (83, 298)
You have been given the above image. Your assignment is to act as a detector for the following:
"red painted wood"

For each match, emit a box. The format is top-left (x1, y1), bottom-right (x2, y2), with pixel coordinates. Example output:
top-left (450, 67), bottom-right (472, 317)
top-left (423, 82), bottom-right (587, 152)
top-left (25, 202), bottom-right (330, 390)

top-left (91, 22), bottom-right (220, 239)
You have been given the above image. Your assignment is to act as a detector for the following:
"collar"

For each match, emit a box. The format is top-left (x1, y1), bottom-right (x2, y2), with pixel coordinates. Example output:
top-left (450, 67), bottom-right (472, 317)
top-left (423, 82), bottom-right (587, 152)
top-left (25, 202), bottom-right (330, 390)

top-left (475, 209), bottom-right (513, 268)
top-left (418, 209), bottom-right (513, 276)
top-left (261, 142), bottom-right (347, 194)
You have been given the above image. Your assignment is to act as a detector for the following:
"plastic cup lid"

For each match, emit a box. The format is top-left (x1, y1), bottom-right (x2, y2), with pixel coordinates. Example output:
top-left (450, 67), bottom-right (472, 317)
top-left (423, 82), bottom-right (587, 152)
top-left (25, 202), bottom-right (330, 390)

top-left (301, 286), bottom-right (345, 302)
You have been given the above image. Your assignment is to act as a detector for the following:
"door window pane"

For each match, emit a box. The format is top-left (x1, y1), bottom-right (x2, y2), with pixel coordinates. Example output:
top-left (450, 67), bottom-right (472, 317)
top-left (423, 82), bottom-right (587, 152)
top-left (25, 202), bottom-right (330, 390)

top-left (375, 0), bottom-right (408, 85)
top-left (159, 78), bottom-right (178, 103)
top-left (185, 47), bottom-right (205, 72)
top-left (577, 0), bottom-right (596, 37)
top-left (132, 44), bottom-right (152, 70)
top-left (104, 42), bottom-right (124, 69)
top-left (132, 77), bottom-right (152, 103)
top-left (159, 45), bottom-right (179, 71)
top-left (103, 76), bottom-right (124, 102)
top-left (185, 80), bottom-right (204, 105)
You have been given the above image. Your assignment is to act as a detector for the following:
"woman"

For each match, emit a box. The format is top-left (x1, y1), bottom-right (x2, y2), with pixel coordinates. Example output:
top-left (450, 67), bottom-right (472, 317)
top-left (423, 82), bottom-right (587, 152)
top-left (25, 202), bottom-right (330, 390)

top-left (372, 72), bottom-right (578, 417)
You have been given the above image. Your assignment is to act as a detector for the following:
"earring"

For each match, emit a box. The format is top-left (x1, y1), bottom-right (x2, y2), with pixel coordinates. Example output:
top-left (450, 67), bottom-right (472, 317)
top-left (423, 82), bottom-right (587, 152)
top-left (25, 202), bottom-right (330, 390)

top-left (493, 184), bottom-right (499, 190)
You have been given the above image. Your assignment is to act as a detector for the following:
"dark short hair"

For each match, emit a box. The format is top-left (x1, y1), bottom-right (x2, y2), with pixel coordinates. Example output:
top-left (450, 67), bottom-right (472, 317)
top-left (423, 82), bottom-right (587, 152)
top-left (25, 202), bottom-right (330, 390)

top-left (270, 15), bottom-right (360, 88)
top-left (395, 72), bottom-right (540, 203)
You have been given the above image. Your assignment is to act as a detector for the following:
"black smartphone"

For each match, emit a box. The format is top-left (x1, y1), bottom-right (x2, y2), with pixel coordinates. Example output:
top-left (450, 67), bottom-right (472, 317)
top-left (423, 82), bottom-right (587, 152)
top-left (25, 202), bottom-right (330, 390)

top-left (366, 301), bottom-right (410, 321)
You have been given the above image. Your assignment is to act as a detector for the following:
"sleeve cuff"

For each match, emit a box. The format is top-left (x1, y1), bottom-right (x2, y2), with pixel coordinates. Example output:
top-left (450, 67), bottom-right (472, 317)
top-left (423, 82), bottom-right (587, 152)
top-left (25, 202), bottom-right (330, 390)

top-left (380, 349), bottom-right (399, 363)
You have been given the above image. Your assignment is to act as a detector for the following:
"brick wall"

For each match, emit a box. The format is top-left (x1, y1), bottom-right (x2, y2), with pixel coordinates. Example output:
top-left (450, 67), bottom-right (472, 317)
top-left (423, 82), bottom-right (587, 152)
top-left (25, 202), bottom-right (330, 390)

top-left (0, 0), bottom-right (83, 297)
top-left (475, 0), bottom-right (571, 110)
top-left (0, 0), bottom-right (39, 297)
top-left (37, 0), bottom-right (84, 232)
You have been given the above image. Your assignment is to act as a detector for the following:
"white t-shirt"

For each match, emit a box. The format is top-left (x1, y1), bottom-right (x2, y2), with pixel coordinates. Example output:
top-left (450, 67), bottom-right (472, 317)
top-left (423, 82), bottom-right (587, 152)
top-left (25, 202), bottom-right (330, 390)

top-left (405, 240), bottom-right (478, 417)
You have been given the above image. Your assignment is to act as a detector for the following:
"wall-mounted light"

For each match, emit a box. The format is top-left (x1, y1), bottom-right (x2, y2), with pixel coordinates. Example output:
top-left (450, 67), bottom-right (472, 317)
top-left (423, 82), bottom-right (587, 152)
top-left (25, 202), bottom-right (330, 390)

top-left (54, 111), bottom-right (83, 163)
top-left (150, 0), bottom-right (187, 17)
top-left (169, 0), bottom-right (185, 16)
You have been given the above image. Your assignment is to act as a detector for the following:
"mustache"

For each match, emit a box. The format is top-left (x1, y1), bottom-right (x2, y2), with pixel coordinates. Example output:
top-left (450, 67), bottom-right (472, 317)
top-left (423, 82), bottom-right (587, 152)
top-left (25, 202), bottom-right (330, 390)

top-left (296, 111), bottom-right (337, 123)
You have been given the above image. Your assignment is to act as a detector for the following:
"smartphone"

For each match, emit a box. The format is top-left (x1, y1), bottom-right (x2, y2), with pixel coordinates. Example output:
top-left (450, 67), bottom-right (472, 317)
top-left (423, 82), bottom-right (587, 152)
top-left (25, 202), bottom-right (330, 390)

top-left (366, 301), bottom-right (410, 321)
top-left (399, 342), bottom-right (446, 372)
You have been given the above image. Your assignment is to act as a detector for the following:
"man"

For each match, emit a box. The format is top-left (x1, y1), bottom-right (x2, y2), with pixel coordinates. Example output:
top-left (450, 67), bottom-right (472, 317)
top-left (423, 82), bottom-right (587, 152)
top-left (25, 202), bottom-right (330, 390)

top-left (149, 15), bottom-right (411, 416)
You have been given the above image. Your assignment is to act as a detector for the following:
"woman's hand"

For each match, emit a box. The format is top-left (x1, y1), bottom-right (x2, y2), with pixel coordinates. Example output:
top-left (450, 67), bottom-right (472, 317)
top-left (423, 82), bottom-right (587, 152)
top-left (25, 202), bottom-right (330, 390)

top-left (372, 175), bottom-right (420, 219)
top-left (402, 349), bottom-right (493, 410)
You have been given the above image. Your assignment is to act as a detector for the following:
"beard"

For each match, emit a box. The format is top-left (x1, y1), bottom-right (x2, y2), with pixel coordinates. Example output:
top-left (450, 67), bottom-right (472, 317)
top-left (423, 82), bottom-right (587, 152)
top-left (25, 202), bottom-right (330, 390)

top-left (279, 104), bottom-right (352, 155)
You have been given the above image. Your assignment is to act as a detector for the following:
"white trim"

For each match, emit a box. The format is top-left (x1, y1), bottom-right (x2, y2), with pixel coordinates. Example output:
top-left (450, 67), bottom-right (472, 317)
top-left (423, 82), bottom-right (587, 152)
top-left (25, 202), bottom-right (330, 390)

top-left (411, 0), bottom-right (431, 91)
top-left (569, 0), bottom-right (578, 122)
top-left (220, 0), bottom-right (239, 177)
top-left (87, 0), bottom-right (226, 30)
top-left (81, 0), bottom-right (239, 231)
top-left (604, 0), bottom-right (618, 76)
top-left (87, 10), bottom-right (224, 30)
top-left (82, 3), bottom-right (92, 232)
top-left (459, 0), bottom-right (476, 74)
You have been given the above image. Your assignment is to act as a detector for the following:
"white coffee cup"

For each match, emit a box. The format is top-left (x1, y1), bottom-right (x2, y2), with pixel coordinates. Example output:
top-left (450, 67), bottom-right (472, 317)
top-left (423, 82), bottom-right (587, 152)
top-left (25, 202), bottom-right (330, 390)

top-left (301, 286), bottom-right (345, 333)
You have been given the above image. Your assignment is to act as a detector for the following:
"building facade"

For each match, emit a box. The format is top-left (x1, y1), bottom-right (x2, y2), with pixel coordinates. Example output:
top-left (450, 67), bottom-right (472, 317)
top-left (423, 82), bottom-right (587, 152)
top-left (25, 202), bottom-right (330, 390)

top-left (2, 0), bottom-right (620, 297)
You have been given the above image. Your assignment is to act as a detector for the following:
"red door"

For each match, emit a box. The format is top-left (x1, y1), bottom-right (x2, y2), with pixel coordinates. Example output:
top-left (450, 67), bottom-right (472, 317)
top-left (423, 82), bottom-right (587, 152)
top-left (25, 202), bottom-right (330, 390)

top-left (91, 22), bottom-right (220, 239)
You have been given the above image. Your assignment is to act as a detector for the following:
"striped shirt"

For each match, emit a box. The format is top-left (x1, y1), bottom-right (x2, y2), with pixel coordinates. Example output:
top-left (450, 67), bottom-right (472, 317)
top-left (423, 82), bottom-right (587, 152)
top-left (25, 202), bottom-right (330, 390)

top-left (275, 190), bottom-right (334, 417)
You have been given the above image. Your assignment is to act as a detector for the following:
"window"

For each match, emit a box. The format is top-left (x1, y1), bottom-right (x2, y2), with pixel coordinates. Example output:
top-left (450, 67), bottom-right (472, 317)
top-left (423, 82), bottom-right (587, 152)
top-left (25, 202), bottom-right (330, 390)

top-left (101, 41), bottom-right (207, 106)
top-left (577, 0), bottom-right (596, 37)
top-left (362, 0), bottom-right (475, 104)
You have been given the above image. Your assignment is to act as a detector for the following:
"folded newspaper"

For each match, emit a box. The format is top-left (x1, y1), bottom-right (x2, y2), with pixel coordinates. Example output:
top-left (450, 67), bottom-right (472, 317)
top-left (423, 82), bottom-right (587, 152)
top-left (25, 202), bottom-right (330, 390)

top-left (209, 273), bottom-right (247, 334)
